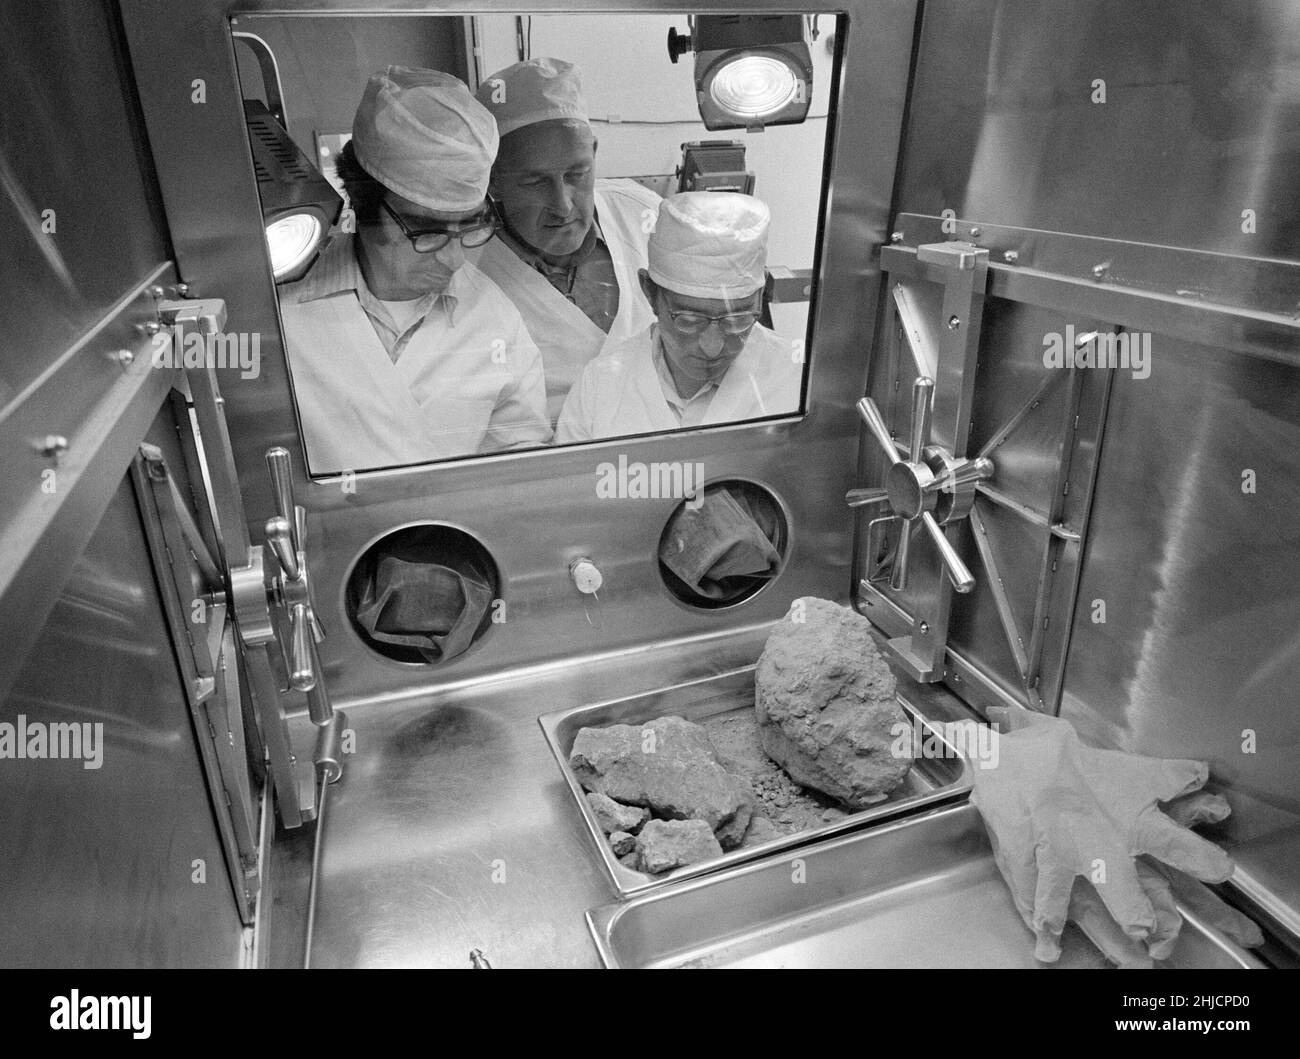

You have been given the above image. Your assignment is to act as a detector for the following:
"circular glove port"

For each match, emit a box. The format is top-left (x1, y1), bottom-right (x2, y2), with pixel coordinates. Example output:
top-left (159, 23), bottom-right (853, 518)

top-left (657, 479), bottom-right (789, 609)
top-left (345, 523), bottom-right (499, 665)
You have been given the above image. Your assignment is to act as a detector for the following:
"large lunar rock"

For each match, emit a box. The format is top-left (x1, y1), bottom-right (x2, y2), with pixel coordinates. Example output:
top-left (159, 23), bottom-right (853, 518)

top-left (570, 715), bottom-right (755, 849)
top-left (755, 597), bottom-right (913, 808)
top-left (635, 819), bottom-right (724, 873)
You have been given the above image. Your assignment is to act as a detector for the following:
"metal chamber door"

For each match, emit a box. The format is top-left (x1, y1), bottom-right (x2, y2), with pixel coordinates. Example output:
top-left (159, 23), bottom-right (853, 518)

top-left (135, 301), bottom-right (337, 846)
top-left (851, 215), bottom-right (1116, 716)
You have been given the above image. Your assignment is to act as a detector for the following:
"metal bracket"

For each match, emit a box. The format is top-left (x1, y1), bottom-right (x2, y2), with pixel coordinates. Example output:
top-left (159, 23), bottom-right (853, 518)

top-left (849, 240), bottom-right (991, 682)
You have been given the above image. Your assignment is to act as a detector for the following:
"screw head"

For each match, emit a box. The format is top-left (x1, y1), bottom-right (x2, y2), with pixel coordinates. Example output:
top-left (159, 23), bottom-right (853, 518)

top-left (918, 620), bottom-right (931, 634)
top-left (969, 226), bottom-right (982, 238)
top-left (175, 283), bottom-right (190, 297)
top-left (1092, 263), bottom-right (1108, 279)
top-left (148, 285), bottom-right (165, 298)
top-left (139, 320), bottom-right (161, 336)
top-left (111, 348), bottom-right (134, 367)
top-left (890, 231), bottom-right (903, 244)
top-left (947, 315), bottom-right (961, 330)
top-left (1003, 250), bottom-right (1019, 264)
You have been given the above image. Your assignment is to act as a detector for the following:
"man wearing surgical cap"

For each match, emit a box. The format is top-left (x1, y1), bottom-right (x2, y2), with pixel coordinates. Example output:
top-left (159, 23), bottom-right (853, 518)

top-left (279, 66), bottom-right (552, 474)
top-left (473, 58), bottom-right (661, 424)
top-left (555, 192), bottom-right (801, 442)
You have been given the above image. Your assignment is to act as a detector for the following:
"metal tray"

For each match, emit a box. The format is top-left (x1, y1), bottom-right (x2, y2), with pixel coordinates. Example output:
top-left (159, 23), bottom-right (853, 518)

top-left (587, 802), bottom-right (1266, 969)
top-left (538, 665), bottom-right (973, 897)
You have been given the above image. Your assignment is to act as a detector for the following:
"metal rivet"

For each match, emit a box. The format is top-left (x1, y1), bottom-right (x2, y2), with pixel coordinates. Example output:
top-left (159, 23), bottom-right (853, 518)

top-left (969, 226), bottom-right (982, 238)
top-left (111, 348), bottom-right (134, 367)
top-left (1003, 250), bottom-right (1019, 264)
top-left (1091, 263), bottom-right (1108, 279)
top-left (890, 231), bottom-right (903, 244)
top-left (175, 283), bottom-right (190, 297)
top-left (947, 315), bottom-right (961, 330)
top-left (148, 285), bottom-right (165, 298)
top-left (37, 435), bottom-right (69, 459)
top-left (139, 320), bottom-right (161, 336)
top-left (918, 621), bottom-right (930, 634)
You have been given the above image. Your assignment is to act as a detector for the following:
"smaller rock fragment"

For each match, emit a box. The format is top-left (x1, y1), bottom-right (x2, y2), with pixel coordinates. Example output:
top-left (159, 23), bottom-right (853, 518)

top-left (586, 791), bottom-right (650, 835)
top-left (635, 818), bottom-right (723, 874)
top-left (608, 830), bottom-right (636, 857)
top-left (740, 815), bottom-right (779, 848)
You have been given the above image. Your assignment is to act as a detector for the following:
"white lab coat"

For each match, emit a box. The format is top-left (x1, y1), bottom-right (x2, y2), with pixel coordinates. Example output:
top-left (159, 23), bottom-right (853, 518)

top-left (555, 323), bottom-right (803, 443)
top-left (279, 236), bottom-right (552, 475)
top-left (472, 178), bottom-right (661, 423)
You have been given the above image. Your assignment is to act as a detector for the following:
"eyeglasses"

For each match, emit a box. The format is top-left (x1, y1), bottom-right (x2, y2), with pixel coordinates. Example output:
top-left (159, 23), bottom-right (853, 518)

top-left (379, 200), bottom-right (498, 252)
top-left (665, 306), bottom-right (761, 336)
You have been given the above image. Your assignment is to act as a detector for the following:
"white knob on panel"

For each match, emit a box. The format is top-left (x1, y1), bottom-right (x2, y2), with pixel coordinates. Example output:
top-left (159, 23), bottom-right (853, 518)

top-left (569, 557), bottom-right (603, 595)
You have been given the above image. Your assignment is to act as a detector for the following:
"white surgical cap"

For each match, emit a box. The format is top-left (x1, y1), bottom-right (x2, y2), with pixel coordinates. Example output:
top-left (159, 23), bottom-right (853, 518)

top-left (352, 66), bottom-right (499, 212)
top-left (647, 192), bottom-right (770, 300)
top-left (474, 57), bottom-right (588, 137)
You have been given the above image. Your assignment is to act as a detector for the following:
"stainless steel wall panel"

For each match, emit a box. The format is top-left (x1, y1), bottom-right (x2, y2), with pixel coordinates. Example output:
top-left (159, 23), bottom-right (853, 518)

top-left (0, 270), bottom-right (181, 705)
top-left (898, 0), bottom-right (1300, 259)
top-left (0, 473), bottom-right (245, 968)
top-left (1059, 335), bottom-right (1300, 844)
top-left (0, 0), bottom-right (170, 414)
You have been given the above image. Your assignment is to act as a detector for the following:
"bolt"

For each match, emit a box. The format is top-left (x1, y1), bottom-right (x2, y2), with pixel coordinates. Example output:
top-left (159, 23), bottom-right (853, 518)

top-left (947, 315), bottom-right (961, 330)
top-left (111, 348), bottom-right (134, 367)
top-left (1003, 250), bottom-right (1019, 264)
top-left (37, 435), bottom-right (69, 460)
top-left (890, 231), bottom-right (903, 244)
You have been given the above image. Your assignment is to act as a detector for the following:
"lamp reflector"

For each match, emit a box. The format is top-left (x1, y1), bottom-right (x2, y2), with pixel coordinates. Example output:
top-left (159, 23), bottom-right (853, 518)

top-left (266, 212), bottom-right (323, 280)
top-left (708, 54), bottom-right (801, 119)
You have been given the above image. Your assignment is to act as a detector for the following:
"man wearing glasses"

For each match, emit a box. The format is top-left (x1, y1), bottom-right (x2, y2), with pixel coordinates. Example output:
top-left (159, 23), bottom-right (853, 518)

top-left (279, 66), bottom-right (551, 474)
top-left (555, 193), bottom-right (801, 442)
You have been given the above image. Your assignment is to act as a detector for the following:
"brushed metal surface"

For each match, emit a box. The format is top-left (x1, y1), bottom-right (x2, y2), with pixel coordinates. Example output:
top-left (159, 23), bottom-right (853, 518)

top-left (0, 0), bottom-right (170, 414)
top-left (898, 0), bottom-right (1300, 260)
top-left (0, 473), bottom-right (245, 968)
top-left (266, 625), bottom-right (985, 967)
top-left (0, 266), bottom-right (181, 706)
top-left (118, 0), bottom-right (920, 706)
top-left (1060, 332), bottom-right (1300, 847)
top-left (539, 663), bottom-right (972, 896)
top-left (587, 802), bottom-right (1266, 969)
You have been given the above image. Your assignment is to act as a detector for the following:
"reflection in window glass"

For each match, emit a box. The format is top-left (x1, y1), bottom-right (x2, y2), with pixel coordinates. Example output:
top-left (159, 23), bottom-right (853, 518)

top-left (235, 13), bottom-right (836, 475)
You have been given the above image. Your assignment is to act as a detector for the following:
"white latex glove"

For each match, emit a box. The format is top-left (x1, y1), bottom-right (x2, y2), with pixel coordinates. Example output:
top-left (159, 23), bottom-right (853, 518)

top-left (971, 708), bottom-right (1257, 964)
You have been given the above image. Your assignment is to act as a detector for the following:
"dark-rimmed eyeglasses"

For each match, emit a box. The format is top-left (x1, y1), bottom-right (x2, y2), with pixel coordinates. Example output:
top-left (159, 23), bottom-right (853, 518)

top-left (379, 199), bottom-right (498, 253)
top-left (665, 306), bottom-right (761, 336)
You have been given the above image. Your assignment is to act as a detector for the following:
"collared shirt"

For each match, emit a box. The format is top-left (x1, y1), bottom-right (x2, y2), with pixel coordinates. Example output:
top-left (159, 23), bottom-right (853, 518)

top-left (555, 322), bottom-right (802, 445)
top-left (652, 329), bottom-right (720, 428)
top-left (496, 214), bottom-right (621, 334)
top-left (279, 235), bottom-right (552, 472)
top-left (292, 234), bottom-right (461, 363)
